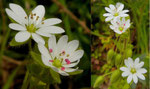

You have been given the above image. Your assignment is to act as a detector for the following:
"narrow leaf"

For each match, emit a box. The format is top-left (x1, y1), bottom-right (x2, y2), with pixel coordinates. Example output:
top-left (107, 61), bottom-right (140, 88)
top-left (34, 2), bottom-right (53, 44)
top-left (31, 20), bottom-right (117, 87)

top-left (2, 66), bottom-right (20, 89)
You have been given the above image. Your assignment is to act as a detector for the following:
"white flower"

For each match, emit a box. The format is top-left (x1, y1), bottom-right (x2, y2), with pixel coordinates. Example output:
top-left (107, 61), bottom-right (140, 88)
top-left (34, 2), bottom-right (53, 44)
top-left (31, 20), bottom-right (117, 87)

top-left (103, 2), bottom-right (129, 22)
top-left (120, 57), bottom-right (147, 84)
top-left (38, 35), bottom-right (84, 76)
top-left (6, 3), bottom-right (65, 44)
top-left (109, 17), bottom-right (130, 34)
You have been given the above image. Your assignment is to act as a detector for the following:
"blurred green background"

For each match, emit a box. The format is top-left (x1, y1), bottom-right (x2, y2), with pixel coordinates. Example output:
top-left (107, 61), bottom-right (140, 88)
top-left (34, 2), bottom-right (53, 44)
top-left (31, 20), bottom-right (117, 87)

top-left (0, 0), bottom-right (91, 89)
top-left (91, 0), bottom-right (149, 89)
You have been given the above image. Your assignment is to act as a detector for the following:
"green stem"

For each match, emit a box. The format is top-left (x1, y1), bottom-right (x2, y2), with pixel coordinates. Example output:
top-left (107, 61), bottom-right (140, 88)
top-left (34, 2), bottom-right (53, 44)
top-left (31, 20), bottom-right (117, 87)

top-left (21, 70), bottom-right (30, 89)
top-left (28, 39), bottom-right (32, 51)
top-left (103, 71), bottom-right (114, 77)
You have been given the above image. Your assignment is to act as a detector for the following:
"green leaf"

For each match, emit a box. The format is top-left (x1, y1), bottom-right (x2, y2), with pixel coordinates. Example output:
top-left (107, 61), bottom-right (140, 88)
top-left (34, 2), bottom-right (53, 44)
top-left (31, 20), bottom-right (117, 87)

top-left (30, 51), bottom-right (45, 67)
top-left (29, 76), bottom-right (46, 89)
top-left (49, 68), bottom-right (61, 84)
top-left (27, 63), bottom-right (52, 83)
top-left (68, 69), bottom-right (83, 75)
top-left (9, 37), bottom-right (29, 46)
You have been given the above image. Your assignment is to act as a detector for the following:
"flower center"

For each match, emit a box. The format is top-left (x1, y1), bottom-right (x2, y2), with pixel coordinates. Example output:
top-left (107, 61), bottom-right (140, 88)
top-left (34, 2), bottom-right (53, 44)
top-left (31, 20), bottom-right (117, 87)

top-left (119, 27), bottom-right (123, 32)
top-left (52, 59), bottom-right (62, 68)
top-left (114, 13), bottom-right (119, 16)
top-left (26, 24), bottom-right (37, 33)
top-left (130, 68), bottom-right (136, 74)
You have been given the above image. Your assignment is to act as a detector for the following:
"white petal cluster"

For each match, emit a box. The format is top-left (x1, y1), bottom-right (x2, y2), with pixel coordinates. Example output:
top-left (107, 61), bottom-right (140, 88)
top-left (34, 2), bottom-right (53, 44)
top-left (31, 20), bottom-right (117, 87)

top-left (103, 2), bottom-right (131, 34)
top-left (38, 35), bottom-right (84, 76)
top-left (6, 3), bottom-right (64, 44)
top-left (120, 57), bottom-right (147, 84)
top-left (110, 18), bottom-right (130, 34)
top-left (103, 2), bottom-right (129, 22)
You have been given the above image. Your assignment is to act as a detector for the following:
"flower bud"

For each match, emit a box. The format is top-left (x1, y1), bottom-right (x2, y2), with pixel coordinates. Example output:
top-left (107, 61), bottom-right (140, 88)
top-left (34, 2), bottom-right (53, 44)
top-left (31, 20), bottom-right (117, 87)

top-left (125, 49), bottom-right (132, 58)
top-left (110, 69), bottom-right (121, 84)
top-left (93, 76), bottom-right (104, 88)
top-left (107, 49), bottom-right (114, 63)
top-left (115, 54), bottom-right (122, 67)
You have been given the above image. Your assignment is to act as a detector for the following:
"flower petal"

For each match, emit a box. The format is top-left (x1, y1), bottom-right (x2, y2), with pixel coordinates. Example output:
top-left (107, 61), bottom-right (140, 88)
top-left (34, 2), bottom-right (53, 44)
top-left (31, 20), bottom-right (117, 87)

top-left (110, 25), bottom-right (115, 30)
top-left (9, 23), bottom-right (26, 31)
top-left (64, 67), bottom-right (78, 72)
top-left (120, 10), bottom-right (129, 14)
top-left (136, 62), bottom-right (144, 68)
top-left (134, 57), bottom-right (140, 64)
top-left (105, 7), bottom-right (112, 13)
top-left (39, 18), bottom-right (62, 27)
top-left (137, 68), bottom-right (147, 74)
top-left (69, 50), bottom-right (84, 62)
top-left (120, 67), bottom-right (128, 71)
top-left (31, 5), bottom-right (45, 25)
top-left (9, 3), bottom-right (27, 24)
top-left (36, 30), bottom-right (51, 37)
top-left (105, 16), bottom-right (113, 22)
top-left (116, 2), bottom-right (123, 8)
top-left (32, 33), bottom-right (45, 44)
top-left (117, 4), bottom-right (124, 12)
top-left (63, 59), bottom-right (80, 68)
top-left (51, 66), bottom-right (69, 76)
top-left (57, 35), bottom-right (68, 54)
top-left (122, 71), bottom-right (130, 77)
top-left (128, 57), bottom-right (134, 67)
top-left (133, 74), bottom-right (138, 84)
top-left (58, 69), bottom-right (69, 76)
top-left (38, 43), bottom-right (51, 59)
top-left (127, 74), bottom-right (133, 84)
top-left (15, 31), bottom-right (31, 42)
top-left (5, 8), bottom-right (23, 24)
top-left (109, 4), bottom-right (115, 10)
top-left (41, 55), bottom-right (51, 67)
top-left (38, 26), bottom-right (65, 34)
top-left (124, 59), bottom-right (130, 67)
top-left (103, 13), bottom-right (112, 17)
top-left (66, 40), bottom-right (79, 54)
top-left (136, 73), bottom-right (145, 80)
top-left (121, 14), bottom-right (128, 17)
top-left (48, 35), bottom-right (57, 57)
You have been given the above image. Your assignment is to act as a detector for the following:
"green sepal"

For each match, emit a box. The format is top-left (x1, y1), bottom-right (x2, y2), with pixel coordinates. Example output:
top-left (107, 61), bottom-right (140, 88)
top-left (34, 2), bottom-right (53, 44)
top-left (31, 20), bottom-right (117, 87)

top-left (68, 69), bottom-right (83, 75)
top-left (10, 37), bottom-right (29, 46)
top-left (49, 68), bottom-right (61, 84)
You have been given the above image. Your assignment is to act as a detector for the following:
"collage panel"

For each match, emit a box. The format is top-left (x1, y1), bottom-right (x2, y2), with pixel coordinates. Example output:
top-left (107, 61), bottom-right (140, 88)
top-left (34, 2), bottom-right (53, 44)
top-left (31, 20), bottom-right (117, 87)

top-left (0, 0), bottom-right (90, 89)
top-left (91, 0), bottom-right (149, 89)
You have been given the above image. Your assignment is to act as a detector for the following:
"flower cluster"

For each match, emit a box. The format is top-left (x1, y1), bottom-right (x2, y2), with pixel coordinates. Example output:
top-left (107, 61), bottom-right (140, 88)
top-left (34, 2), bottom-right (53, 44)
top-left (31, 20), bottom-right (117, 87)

top-left (103, 2), bottom-right (130, 34)
top-left (120, 57), bottom-right (147, 84)
top-left (6, 3), bottom-right (84, 76)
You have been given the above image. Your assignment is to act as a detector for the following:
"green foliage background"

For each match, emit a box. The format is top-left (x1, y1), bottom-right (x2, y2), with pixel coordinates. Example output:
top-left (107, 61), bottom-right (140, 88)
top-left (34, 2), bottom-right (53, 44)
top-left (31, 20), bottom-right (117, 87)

top-left (0, 0), bottom-right (90, 89)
